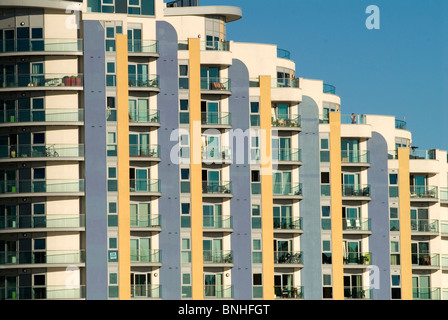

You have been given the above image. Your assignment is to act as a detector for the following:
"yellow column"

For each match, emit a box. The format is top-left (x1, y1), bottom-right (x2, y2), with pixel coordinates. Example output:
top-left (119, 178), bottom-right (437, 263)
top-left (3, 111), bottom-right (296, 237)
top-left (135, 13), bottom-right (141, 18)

top-left (329, 112), bottom-right (343, 300)
top-left (116, 34), bottom-right (131, 300)
top-left (259, 75), bottom-right (275, 300)
top-left (188, 38), bottom-right (204, 300)
top-left (398, 147), bottom-right (412, 300)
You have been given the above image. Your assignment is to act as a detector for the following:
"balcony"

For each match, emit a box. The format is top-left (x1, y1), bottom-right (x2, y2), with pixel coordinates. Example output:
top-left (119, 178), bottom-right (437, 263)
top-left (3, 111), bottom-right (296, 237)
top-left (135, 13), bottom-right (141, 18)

top-left (274, 286), bottom-right (304, 299)
top-left (204, 285), bottom-right (233, 299)
top-left (0, 109), bottom-right (84, 126)
top-left (200, 78), bottom-right (231, 94)
top-left (341, 184), bottom-right (371, 200)
top-left (341, 151), bottom-right (370, 166)
top-left (0, 179), bottom-right (84, 197)
top-left (343, 252), bottom-right (372, 266)
top-left (442, 255), bottom-right (448, 270)
top-left (0, 144), bottom-right (84, 161)
top-left (203, 215), bottom-right (233, 232)
top-left (0, 214), bottom-right (85, 232)
top-left (203, 250), bottom-right (233, 266)
top-left (271, 78), bottom-right (299, 88)
top-left (128, 74), bottom-right (160, 91)
top-left (201, 112), bottom-right (231, 127)
top-left (129, 179), bottom-right (161, 196)
top-left (413, 288), bottom-right (441, 300)
top-left (340, 114), bottom-right (366, 124)
top-left (344, 287), bottom-right (372, 299)
top-left (0, 250), bottom-right (85, 267)
top-left (200, 41), bottom-right (230, 51)
top-left (395, 119), bottom-right (407, 130)
top-left (271, 115), bottom-right (301, 130)
top-left (0, 74), bottom-right (83, 91)
top-left (273, 148), bottom-right (302, 165)
top-left (130, 249), bottom-right (161, 265)
top-left (0, 285), bottom-right (86, 300)
top-left (129, 145), bottom-right (160, 161)
top-left (441, 221), bottom-right (448, 236)
top-left (130, 285), bottom-right (161, 299)
top-left (130, 214), bottom-right (161, 231)
top-left (411, 219), bottom-right (439, 235)
top-left (273, 217), bottom-right (303, 234)
top-left (128, 109), bottom-right (160, 126)
top-left (274, 251), bottom-right (303, 267)
top-left (342, 219), bottom-right (372, 234)
top-left (128, 40), bottom-right (159, 56)
top-left (410, 186), bottom-right (438, 202)
top-left (412, 253), bottom-right (440, 269)
top-left (273, 183), bottom-right (302, 200)
top-left (323, 84), bottom-right (336, 94)
top-left (277, 48), bottom-right (291, 59)
top-left (0, 38), bottom-right (83, 55)
top-left (202, 147), bottom-right (232, 164)
top-left (440, 188), bottom-right (448, 204)
top-left (202, 181), bottom-right (232, 198)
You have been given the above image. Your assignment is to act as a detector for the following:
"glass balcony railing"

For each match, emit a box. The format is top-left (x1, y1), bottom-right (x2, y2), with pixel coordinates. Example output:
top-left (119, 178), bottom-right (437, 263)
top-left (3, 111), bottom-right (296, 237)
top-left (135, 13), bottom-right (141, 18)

top-left (441, 221), bottom-right (448, 235)
top-left (323, 84), bottom-right (336, 94)
top-left (200, 41), bottom-right (230, 51)
top-left (273, 217), bottom-right (302, 231)
top-left (341, 150), bottom-right (370, 164)
top-left (395, 119), bottom-right (407, 130)
top-left (271, 78), bottom-right (299, 88)
top-left (202, 147), bottom-right (232, 162)
top-left (412, 253), bottom-right (440, 267)
top-left (0, 74), bottom-right (83, 88)
top-left (342, 219), bottom-right (371, 232)
top-left (413, 288), bottom-right (441, 300)
top-left (0, 109), bottom-right (84, 124)
top-left (410, 186), bottom-right (438, 199)
top-left (411, 219), bottom-right (439, 233)
top-left (203, 215), bottom-right (233, 229)
top-left (0, 250), bottom-right (85, 265)
top-left (341, 114), bottom-right (366, 124)
top-left (0, 38), bottom-right (83, 53)
top-left (274, 286), bottom-right (303, 299)
top-left (128, 74), bottom-right (159, 88)
top-left (203, 250), bottom-right (233, 264)
top-left (341, 184), bottom-right (371, 197)
top-left (274, 251), bottom-right (303, 265)
top-left (201, 112), bottom-right (231, 125)
top-left (129, 179), bottom-right (161, 193)
top-left (201, 78), bottom-right (230, 91)
top-left (273, 148), bottom-right (302, 162)
top-left (130, 249), bottom-right (161, 263)
top-left (440, 188), bottom-right (448, 201)
top-left (130, 285), bottom-right (161, 298)
top-left (273, 183), bottom-right (302, 196)
top-left (271, 115), bottom-right (301, 128)
top-left (130, 214), bottom-right (161, 228)
top-left (0, 214), bottom-right (85, 230)
top-left (0, 286), bottom-right (86, 300)
top-left (0, 180), bottom-right (84, 194)
top-left (204, 285), bottom-right (233, 299)
top-left (202, 181), bottom-right (232, 195)
top-left (344, 287), bottom-right (372, 299)
top-left (442, 255), bottom-right (448, 269)
top-left (0, 144), bottom-right (84, 159)
top-left (128, 40), bottom-right (159, 54)
top-left (277, 48), bottom-right (291, 60)
top-left (410, 150), bottom-right (436, 160)
top-left (129, 144), bottom-right (160, 158)
top-left (343, 252), bottom-right (372, 265)
top-left (128, 109), bottom-right (160, 123)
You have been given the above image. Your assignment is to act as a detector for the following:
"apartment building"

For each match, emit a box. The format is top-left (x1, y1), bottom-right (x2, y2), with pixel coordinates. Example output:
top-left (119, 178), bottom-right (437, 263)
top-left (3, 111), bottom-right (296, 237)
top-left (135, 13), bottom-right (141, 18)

top-left (0, 0), bottom-right (446, 300)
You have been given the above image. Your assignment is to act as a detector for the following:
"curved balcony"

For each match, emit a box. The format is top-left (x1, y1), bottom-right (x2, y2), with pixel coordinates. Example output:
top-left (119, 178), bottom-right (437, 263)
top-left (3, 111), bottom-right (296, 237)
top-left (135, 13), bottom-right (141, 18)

top-left (201, 112), bottom-right (231, 128)
top-left (130, 179), bottom-right (161, 196)
top-left (323, 84), bottom-right (336, 95)
top-left (0, 109), bottom-right (84, 127)
top-left (203, 250), bottom-right (233, 267)
top-left (277, 48), bottom-right (291, 60)
top-left (341, 184), bottom-right (371, 200)
top-left (0, 38), bottom-right (83, 56)
top-left (200, 41), bottom-right (230, 52)
top-left (342, 219), bottom-right (372, 234)
top-left (129, 144), bottom-right (160, 162)
top-left (130, 214), bottom-right (161, 232)
top-left (0, 179), bottom-right (85, 197)
top-left (341, 151), bottom-right (370, 167)
top-left (410, 186), bottom-right (438, 202)
top-left (273, 183), bottom-right (302, 200)
top-left (273, 217), bottom-right (303, 234)
top-left (411, 219), bottom-right (439, 236)
top-left (202, 147), bottom-right (232, 165)
top-left (273, 148), bottom-right (302, 166)
top-left (202, 181), bottom-right (232, 198)
top-left (274, 251), bottom-right (303, 267)
top-left (274, 286), bottom-right (304, 299)
top-left (412, 253), bottom-right (440, 270)
top-left (0, 144), bottom-right (84, 162)
top-left (130, 249), bottom-right (161, 266)
top-left (130, 285), bottom-right (161, 299)
top-left (0, 250), bottom-right (85, 268)
top-left (395, 119), bottom-right (407, 130)
top-left (271, 115), bottom-right (301, 131)
top-left (200, 41), bottom-right (232, 66)
top-left (0, 214), bottom-right (85, 233)
top-left (341, 114), bottom-right (366, 125)
top-left (200, 78), bottom-right (231, 95)
top-left (203, 215), bottom-right (233, 233)
top-left (0, 285), bottom-right (86, 300)
top-left (128, 40), bottom-right (159, 57)
top-left (0, 74), bottom-right (83, 92)
top-left (343, 252), bottom-right (372, 267)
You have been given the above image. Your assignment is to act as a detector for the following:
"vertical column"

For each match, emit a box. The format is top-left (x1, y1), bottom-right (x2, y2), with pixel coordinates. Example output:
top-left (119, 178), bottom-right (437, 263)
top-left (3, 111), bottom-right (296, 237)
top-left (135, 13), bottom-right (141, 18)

top-left (398, 147), bottom-right (412, 300)
top-left (329, 112), bottom-right (343, 300)
top-left (188, 38), bottom-right (204, 300)
top-left (259, 75), bottom-right (274, 300)
top-left (116, 34), bottom-right (131, 300)
top-left (83, 20), bottom-right (108, 300)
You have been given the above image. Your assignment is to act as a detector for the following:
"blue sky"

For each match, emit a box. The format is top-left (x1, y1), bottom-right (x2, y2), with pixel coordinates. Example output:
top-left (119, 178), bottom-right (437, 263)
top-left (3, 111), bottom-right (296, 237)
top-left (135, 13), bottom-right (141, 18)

top-left (196, 0), bottom-right (448, 152)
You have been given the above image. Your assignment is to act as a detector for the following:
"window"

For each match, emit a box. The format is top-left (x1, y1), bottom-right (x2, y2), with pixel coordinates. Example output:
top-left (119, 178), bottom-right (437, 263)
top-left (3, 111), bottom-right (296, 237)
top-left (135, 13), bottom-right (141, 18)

top-left (182, 273), bottom-right (192, 298)
top-left (180, 134), bottom-right (190, 159)
top-left (107, 132), bottom-right (117, 156)
top-left (390, 241), bottom-right (400, 265)
top-left (33, 274), bottom-right (46, 299)
top-left (253, 273), bottom-right (263, 298)
top-left (390, 207), bottom-right (399, 231)
top-left (181, 238), bottom-right (191, 263)
top-left (108, 167), bottom-right (118, 191)
top-left (106, 62), bottom-right (116, 87)
top-left (179, 65), bottom-right (189, 90)
top-left (108, 202), bottom-right (118, 227)
top-left (321, 206), bottom-right (331, 230)
top-left (106, 27), bottom-right (116, 52)
top-left (250, 136), bottom-right (260, 162)
top-left (102, 0), bottom-right (115, 13)
top-left (128, 0), bottom-right (141, 14)
top-left (389, 173), bottom-right (399, 198)
top-left (251, 204), bottom-right (261, 229)
top-left (391, 275), bottom-right (401, 299)
top-left (180, 168), bottom-right (190, 193)
top-left (322, 240), bottom-right (332, 264)
top-left (320, 138), bottom-right (330, 162)
top-left (250, 102), bottom-right (260, 127)
top-left (181, 203), bottom-right (191, 228)
top-left (321, 172), bottom-right (330, 196)
top-left (252, 239), bottom-right (262, 263)
top-left (323, 274), bottom-right (332, 299)
top-left (179, 99), bottom-right (189, 124)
